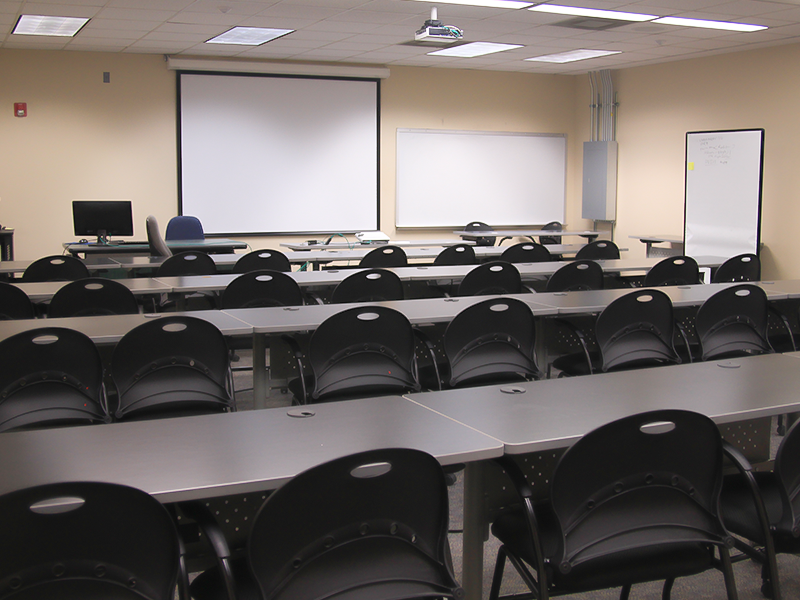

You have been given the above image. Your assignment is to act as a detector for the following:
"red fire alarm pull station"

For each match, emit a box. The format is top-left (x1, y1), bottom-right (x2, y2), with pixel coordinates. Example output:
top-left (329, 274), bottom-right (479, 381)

top-left (14, 103), bottom-right (27, 117)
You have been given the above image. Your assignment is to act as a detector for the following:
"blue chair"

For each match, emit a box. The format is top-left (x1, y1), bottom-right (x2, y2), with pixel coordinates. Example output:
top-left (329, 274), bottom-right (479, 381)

top-left (165, 216), bottom-right (204, 241)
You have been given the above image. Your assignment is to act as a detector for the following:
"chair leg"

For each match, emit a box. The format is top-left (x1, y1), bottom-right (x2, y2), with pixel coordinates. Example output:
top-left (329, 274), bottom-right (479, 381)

top-left (719, 548), bottom-right (740, 600)
top-left (489, 546), bottom-right (507, 600)
top-left (662, 577), bottom-right (675, 600)
top-left (619, 583), bottom-right (632, 600)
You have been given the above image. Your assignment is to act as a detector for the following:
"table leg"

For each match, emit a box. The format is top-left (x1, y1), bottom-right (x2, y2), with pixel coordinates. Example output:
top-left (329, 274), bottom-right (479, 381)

top-left (252, 333), bottom-right (267, 410)
top-left (463, 461), bottom-right (489, 600)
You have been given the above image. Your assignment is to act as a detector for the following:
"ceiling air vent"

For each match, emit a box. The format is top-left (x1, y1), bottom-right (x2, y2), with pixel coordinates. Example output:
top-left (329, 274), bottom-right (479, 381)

top-left (554, 17), bottom-right (630, 30)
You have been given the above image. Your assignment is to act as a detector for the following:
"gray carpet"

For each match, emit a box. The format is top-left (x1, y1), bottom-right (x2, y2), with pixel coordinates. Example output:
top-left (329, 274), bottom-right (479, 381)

top-left (230, 352), bottom-right (799, 599)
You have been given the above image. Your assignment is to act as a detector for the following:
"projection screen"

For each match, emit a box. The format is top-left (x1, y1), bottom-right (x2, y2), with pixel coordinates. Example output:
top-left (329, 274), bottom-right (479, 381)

top-left (178, 72), bottom-right (380, 236)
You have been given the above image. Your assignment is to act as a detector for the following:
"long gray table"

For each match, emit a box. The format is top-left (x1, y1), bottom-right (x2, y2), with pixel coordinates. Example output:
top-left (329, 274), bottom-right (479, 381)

top-left (407, 352), bottom-right (800, 598)
top-left (453, 228), bottom-right (600, 239)
top-left (13, 277), bottom-right (172, 302)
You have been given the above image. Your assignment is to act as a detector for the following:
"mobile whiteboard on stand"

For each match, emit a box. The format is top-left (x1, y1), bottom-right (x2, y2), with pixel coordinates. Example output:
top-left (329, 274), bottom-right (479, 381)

top-left (684, 129), bottom-right (764, 259)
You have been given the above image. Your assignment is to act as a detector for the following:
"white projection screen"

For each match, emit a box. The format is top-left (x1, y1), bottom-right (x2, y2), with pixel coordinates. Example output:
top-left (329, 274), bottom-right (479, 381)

top-left (684, 129), bottom-right (764, 259)
top-left (178, 72), bottom-right (379, 235)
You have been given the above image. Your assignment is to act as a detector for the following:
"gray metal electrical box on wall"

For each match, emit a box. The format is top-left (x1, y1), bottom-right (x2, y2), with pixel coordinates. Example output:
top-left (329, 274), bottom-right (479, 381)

top-left (582, 140), bottom-right (618, 220)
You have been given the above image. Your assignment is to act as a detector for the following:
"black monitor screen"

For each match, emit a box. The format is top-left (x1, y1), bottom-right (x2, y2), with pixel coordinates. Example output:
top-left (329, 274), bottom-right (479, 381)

top-left (72, 200), bottom-right (134, 239)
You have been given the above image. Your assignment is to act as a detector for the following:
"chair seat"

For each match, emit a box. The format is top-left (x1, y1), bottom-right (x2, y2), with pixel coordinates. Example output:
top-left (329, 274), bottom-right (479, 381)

top-left (720, 471), bottom-right (800, 551)
top-left (493, 510), bottom-right (715, 593)
top-left (0, 384), bottom-right (108, 432)
top-left (192, 536), bottom-right (455, 600)
top-left (116, 367), bottom-right (231, 420)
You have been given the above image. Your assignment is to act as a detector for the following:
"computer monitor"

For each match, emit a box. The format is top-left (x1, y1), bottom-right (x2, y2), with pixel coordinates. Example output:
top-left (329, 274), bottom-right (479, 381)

top-left (72, 200), bottom-right (134, 243)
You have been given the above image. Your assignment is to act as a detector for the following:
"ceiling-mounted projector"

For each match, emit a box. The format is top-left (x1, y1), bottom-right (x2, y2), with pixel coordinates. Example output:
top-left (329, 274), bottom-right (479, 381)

top-left (415, 7), bottom-right (463, 44)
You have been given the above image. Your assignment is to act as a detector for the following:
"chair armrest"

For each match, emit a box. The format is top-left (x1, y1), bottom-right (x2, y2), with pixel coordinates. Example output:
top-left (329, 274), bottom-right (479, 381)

top-left (178, 500), bottom-right (237, 600)
top-left (553, 318), bottom-right (594, 375)
top-left (281, 334), bottom-right (308, 404)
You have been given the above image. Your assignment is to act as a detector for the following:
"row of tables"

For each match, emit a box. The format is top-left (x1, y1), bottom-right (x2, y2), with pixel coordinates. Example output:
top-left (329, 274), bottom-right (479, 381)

top-left (0, 351), bottom-right (798, 599)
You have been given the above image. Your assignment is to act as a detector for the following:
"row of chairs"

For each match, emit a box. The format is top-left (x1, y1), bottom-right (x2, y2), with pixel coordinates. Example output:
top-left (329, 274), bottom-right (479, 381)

top-left (9, 407), bottom-right (798, 600)
top-left (0, 316), bottom-right (234, 432)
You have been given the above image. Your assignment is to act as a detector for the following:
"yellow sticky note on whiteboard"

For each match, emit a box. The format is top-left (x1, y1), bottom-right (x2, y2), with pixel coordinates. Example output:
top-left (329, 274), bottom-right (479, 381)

top-left (687, 162), bottom-right (695, 171)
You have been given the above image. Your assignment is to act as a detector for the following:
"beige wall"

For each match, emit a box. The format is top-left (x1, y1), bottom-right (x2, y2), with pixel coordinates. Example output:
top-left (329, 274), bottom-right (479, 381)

top-left (2, 44), bottom-right (800, 279)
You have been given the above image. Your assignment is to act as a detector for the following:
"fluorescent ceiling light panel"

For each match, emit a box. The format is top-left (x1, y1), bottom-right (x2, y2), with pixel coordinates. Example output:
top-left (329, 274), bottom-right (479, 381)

top-left (13, 15), bottom-right (89, 37)
top-left (652, 17), bottom-right (767, 32)
top-left (526, 49), bottom-right (621, 63)
top-left (411, 0), bottom-right (534, 9)
top-left (529, 5), bottom-right (657, 21)
top-left (206, 27), bottom-right (293, 45)
top-left (428, 42), bottom-right (523, 57)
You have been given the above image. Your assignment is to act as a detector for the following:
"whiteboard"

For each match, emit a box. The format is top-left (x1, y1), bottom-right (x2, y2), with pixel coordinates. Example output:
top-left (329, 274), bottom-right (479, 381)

top-left (179, 72), bottom-right (379, 236)
top-left (395, 129), bottom-right (566, 228)
top-left (684, 129), bottom-right (763, 258)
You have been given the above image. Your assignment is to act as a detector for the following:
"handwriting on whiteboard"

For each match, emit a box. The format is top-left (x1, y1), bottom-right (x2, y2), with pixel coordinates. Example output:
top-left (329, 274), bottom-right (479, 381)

top-left (698, 136), bottom-right (735, 167)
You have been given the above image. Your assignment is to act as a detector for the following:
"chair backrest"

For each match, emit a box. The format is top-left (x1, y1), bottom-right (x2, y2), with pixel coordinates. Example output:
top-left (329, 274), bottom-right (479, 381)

top-left (713, 253), bottom-right (761, 283)
top-left (444, 297), bottom-right (538, 388)
top-left (111, 315), bottom-right (232, 420)
top-left (146, 215), bottom-right (172, 258)
top-left (330, 269), bottom-right (404, 304)
top-left (0, 481), bottom-right (182, 600)
top-left (248, 448), bottom-right (460, 600)
top-left (539, 221), bottom-right (563, 245)
top-left (21, 255), bottom-right (90, 283)
top-left (460, 221), bottom-right (496, 246)
top-left (232, 249), bottom-right (291, 274)
top-left (0, 282), bottom-right (35, 320)
top-left (0, 327), bottom-right (108, 432)
top-left (358, 245), bottom-right (408, 268)
top-left (457, 261), bottom-right (522, 297)
top-left (500, 242), bottom-right (552, 264)
top-left (550, 409), bottom-right (730, 574)
top-left (546, 260), bottom-right (604, 292)
top-left (308, 305), bottom-right (420, 402)
top-left (155, 251), bottom-right (216, 277)
top-left (220, 270), bottom-right (304, 309)
top-left (643, 255), bottom-right (700, 287)
top-left (165, 215), bottom-right (204, 241)
top-left (595, 288), bottom-right (679, 372)
top-left (48, 277), bottom-right (140, 317)
top-left (695, 283), bottom-right (771, 361)
top-left (433, 244), bottom-right (477, 266)
top-left (575, 240), bottom-right (620, 260)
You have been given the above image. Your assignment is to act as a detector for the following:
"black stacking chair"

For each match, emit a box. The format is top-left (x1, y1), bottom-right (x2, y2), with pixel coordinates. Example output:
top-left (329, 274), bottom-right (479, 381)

top-left (165, 215), bottom-right (205, 240)
top-left (643, 255), bottom-right (700, 286)
top-left (187, 448), bottom-right (461, 600)
top-left (21, 255), bottom-right (89, 282)
top-left (539, 221), bottom-right (563, 245)
top-left (358, 245), bottom-right (408, 268)
top-left (575, 240), bottom-right (620, 260)
top-left (0, 481), bottom-right (187, 600)
top-left (545, 260), bottom-right (604, 292)
top-left (286, 305), bottom-right (420, 404)
top-left (720, 417), bottom-right (800, 600)
top-left (552, 288), bottom-right (680, 376)
top-left (490, 409), bottom-right (739, 600)
top-left (0, 281), bottom-right (35, 319)
top-left (146, 214), bottom-right (173, 258)
top-left (48, 277), bottom-right (140, 317)
top-left (439, 297), bottom-right (540, 389)
top-left (232, 249), bottom-right (291, 274)
top-left (460, 221), bottom-right (496, 246)
top-left (0, 327), bottom-right (109, 432)
top-left (433, 243), bottom-right (477, 266)
top-left (220, 270), bottom-right (304, 309)
top-left (695, 283), bottom-right (772, 361)
top-left (330, 268), bottom-right (404, 303)
top-left (155, 251), bottom-right (216, 277)
top-left (713, 253), bottom-right (761, 283)
top-left (500, 242), bottom-right (552, 264)
top-left (111, 315), bottom-right (234, 421)
top-left (457, 261), bottom-right (522, 296)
